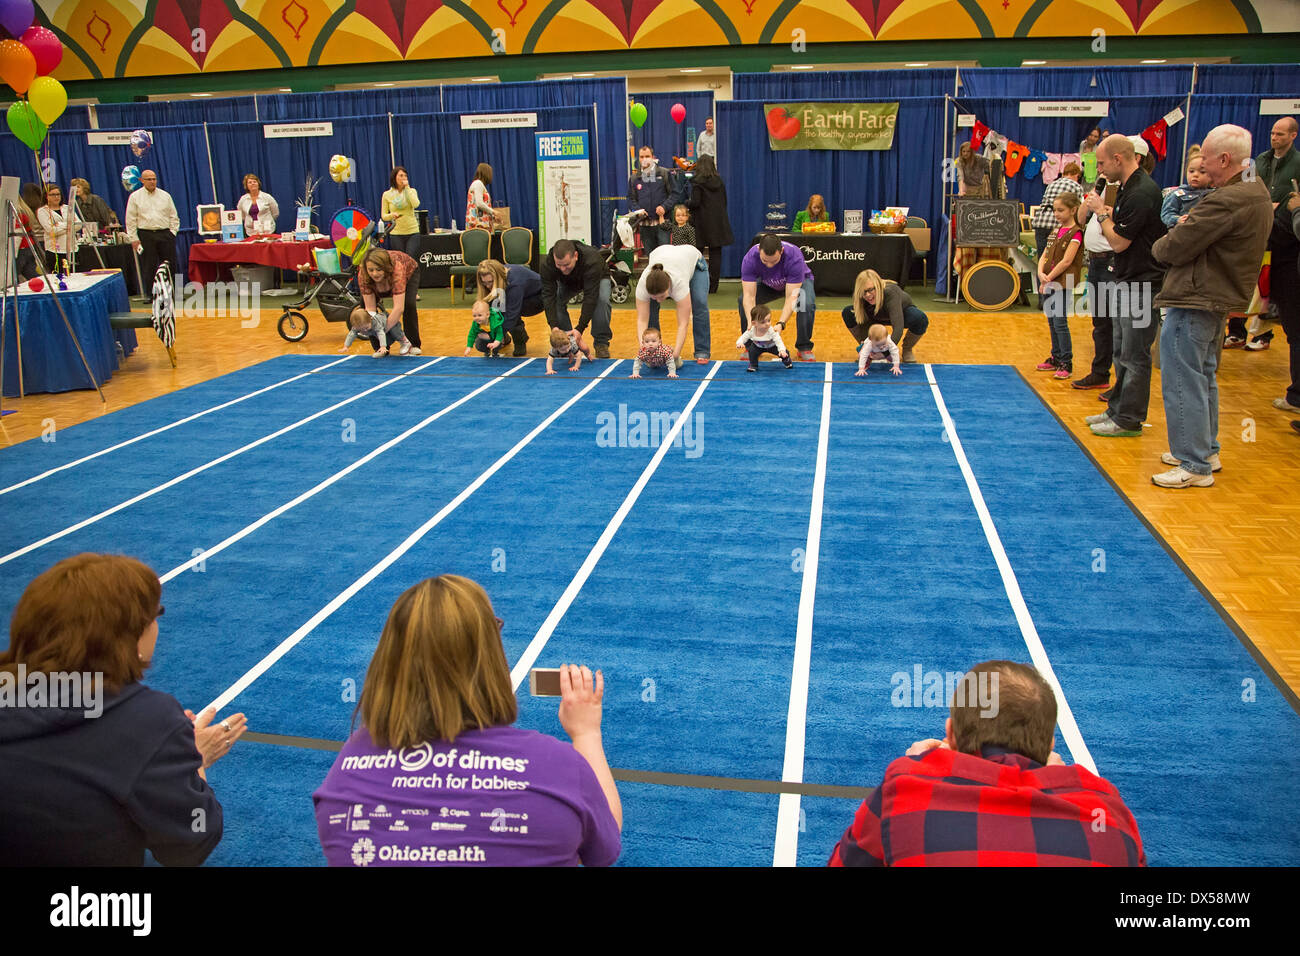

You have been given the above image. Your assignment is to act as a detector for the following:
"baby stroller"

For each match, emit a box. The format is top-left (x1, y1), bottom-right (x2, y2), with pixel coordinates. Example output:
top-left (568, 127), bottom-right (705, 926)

top-left (277, 246), bottom-right (362, 342)
top-left (572, 208), bottom-right (645, 306)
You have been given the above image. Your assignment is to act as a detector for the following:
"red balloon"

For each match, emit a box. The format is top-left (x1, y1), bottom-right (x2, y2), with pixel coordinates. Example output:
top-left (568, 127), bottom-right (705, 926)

top-left (670, 103), bottom-right (686, 124)
top-left (20, 25), bottom-right (61, 76)
top-left (27, 276), bottom-right (43, 292)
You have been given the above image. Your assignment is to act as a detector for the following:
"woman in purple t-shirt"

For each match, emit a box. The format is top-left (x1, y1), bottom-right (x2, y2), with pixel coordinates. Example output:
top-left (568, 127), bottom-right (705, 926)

top-left (313, 576), bottom-right (622, 867)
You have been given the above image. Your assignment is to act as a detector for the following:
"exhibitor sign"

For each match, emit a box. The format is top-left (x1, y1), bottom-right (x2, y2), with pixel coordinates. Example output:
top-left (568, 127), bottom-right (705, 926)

top-left (764, 103), bottom-right (898, 151)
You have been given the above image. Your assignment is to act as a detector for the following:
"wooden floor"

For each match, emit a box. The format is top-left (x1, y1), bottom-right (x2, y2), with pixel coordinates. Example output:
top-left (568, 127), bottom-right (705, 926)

top-left (3, 298), bottom-right (1297, 700)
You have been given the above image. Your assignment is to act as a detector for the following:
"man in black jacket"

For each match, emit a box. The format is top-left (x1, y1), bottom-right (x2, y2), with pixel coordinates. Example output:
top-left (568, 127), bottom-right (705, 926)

top-left (627, 146), bottom-right (679, 256)
top-left (540, 239), bottom-right (613, 358)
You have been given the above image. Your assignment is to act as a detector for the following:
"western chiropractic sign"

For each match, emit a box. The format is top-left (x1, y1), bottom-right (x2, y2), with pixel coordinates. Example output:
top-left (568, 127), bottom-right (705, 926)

top-left (764, 103), bottom-right (899, 151)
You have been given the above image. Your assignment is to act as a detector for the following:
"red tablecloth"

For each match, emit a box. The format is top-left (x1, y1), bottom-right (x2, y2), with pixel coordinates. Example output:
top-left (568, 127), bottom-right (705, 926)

top-left (188, 238), bottom-right (334, 285)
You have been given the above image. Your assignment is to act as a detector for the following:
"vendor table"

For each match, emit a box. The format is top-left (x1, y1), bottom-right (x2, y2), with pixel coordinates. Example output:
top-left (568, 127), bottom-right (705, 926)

top-left (746, 232), bottom-right (913, 294)
top-left (188, 237), bottom-right (334, 285)
top-left (2, 271), bottom-right (137, 397)
top-left (76, 243), bottom-right (141, 295)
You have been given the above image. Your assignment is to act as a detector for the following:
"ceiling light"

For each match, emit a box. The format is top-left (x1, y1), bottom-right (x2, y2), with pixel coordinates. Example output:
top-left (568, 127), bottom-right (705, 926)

top-left (191, 92), bottom-right (212, 97)
top-left (575, 72), bottom-right (595, 77)
top-left (790, 65), bottom-right (815, 70)
top-left (1141, 59), bottom-right (1166, 64)
top-left (471, 77), bottom-right (495, 82)
top-left (374, 82), bottom-right (394, 87)
top-left (905, 62), bottom-right (929, 67)
top-left (1022, 60), bottom-right (1046, 66)
top-left (680, 68), bottom-right (702, 73)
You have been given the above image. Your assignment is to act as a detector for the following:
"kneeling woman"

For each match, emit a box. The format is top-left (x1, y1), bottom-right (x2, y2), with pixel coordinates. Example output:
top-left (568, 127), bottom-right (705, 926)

top-left (841, 268), bottom-right (928, 363)
top-left (475, 258), bottom-right (544, 356)
top-left (357, 248), bottom-right (422, 354)
top-left (314, 575), bottom-right (622, 867)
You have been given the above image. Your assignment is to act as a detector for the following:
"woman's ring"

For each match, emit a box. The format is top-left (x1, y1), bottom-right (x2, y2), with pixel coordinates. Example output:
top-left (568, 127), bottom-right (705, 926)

top-left (221, 720), bottom-right (230, 732)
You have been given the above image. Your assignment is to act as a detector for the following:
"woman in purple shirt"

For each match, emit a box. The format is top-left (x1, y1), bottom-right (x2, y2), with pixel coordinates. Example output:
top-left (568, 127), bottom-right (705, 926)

top-left (314, 575), bottom-right (622, 867)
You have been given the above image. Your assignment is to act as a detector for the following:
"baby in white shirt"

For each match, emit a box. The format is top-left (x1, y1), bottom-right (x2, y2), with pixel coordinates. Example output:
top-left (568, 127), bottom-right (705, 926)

top-left (736, 305), bottom-right (792, 372)
top-left (856, 323), bottom-right (902, 377)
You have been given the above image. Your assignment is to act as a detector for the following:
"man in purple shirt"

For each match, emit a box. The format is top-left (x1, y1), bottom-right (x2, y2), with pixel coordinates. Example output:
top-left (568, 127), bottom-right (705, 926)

top-left (739, 234), bottom-right (817, 360)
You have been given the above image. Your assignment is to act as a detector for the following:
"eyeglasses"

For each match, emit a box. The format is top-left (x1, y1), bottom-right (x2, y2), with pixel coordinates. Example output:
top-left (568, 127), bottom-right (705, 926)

top-left (156, 605), bottom-right (165, 619)
top-left (494, 616), bottom-right (504, 633)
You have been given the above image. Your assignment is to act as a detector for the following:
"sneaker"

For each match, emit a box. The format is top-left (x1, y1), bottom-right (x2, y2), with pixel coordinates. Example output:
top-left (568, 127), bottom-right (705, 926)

top-left (399, 341), bottom-right (412, 355)
top-left (1090, 419), bottom-right (1142, 437)
top-left (1292, 421), bottom-right (1300, 435)
top-left (1072, 373), bottom-right (1110, 390)
top-left (797, 350), bottom-right (816, 362)
top-left (901, 347), bottom-right (916, 364)
top-left (1244, 331), bottom-right (1273, 351)
top-left (781, 355), bottom-right (794, 369)
top-left (1223, 335), bottom-right (1246, 349)
top-left (695, 357), bottom-right (709, 365)
top-left (1272, 397), bottom-right (1300, 414)
top-left (746, 365), bottom-right (758, 373)
top-left (513, 336), bottom-right (528, 357)
top-left (595, 343), bottom-right (610, 359)
top-left (1161, 451), bottom-right (1221, 472)
top-left (1053, 366), bottom-right (1072, 380)
top-left (1152, 466), bottom-right (1214, 488)
top-left (1098, 389), bottom-right (1113, 402)
top-left (1085, 412), bottom-right (1111, 425)
top-left (409, 346), bottom-right (421, 355)
top-left (1036, 357), bottom-right (1059, 371)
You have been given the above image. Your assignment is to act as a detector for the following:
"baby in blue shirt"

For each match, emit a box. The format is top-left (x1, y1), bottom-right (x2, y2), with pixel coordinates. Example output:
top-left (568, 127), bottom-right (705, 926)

top-left (1161, 153), bottom-right (1211, 229)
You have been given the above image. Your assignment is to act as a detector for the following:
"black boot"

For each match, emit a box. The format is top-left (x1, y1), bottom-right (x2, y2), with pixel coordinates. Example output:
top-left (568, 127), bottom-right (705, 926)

top-left (513, 327), bottom-right (529, 356)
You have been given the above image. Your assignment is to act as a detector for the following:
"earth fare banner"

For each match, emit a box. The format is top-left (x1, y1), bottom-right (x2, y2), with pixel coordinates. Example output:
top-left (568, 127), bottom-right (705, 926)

top-left (764, 103), bottom-right (899, 151)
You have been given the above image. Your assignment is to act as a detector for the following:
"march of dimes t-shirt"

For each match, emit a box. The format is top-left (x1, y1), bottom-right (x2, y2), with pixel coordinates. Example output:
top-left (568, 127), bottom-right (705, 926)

top-left (313, 725), bottom-right (621, 867)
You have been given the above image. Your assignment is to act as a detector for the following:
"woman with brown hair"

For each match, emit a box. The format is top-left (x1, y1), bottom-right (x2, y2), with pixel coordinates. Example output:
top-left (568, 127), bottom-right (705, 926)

top-left (313, 575), bottom-right (621, 866)
top-left (0, 553), bottom-right (246, 865)
top-left (236, 173), bottom-right (279, 235)
top-left (357, 246), bottom-right (422, 353)
top-left (466, 162), bottom-right (496, 230)
top-left (793, 194), bottom-right (831, 232)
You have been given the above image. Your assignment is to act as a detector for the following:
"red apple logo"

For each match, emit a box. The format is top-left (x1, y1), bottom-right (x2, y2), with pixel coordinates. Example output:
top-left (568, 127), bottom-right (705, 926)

top-left (766, 107), bottom-right (801, 141)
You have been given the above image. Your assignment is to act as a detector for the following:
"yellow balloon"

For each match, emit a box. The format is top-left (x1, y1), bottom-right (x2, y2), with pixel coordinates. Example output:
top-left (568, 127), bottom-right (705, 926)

top-left (328, 154), bottom-right (351, 183)
top-left (27, 75), bottom-right (66, 126)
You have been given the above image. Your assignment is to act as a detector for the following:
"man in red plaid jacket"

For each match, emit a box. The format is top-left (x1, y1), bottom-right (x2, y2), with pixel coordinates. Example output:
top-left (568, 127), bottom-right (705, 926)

top-left (829, 661), bottom-right (1145, 866)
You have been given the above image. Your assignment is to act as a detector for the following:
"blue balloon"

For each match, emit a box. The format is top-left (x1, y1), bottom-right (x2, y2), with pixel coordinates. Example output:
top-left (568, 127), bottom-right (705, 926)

top-left (121, 164), bottom-right (141, 191)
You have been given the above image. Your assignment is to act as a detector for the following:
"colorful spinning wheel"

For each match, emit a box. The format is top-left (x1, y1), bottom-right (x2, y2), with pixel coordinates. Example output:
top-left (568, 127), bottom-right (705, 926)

top-left (330, 206), bottom-right (374, 259)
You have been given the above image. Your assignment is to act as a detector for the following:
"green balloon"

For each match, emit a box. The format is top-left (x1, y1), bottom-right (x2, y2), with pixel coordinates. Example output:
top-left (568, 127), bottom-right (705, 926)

top-left (630, 102), bottom-right (647, 129)
top-left (6, 101), bottom-right (46, 150)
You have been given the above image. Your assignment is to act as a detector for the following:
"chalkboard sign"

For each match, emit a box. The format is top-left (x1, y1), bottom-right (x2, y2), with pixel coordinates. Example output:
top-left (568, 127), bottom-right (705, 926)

top-left (954, 199), bottom-right (1020, 247)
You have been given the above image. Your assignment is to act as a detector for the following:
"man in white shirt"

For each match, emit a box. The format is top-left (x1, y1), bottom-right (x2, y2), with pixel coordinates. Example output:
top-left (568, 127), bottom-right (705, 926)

top-left (126, 169), bottom-right (180, 295)
top-left (696, 118), bottom-right (716, 161)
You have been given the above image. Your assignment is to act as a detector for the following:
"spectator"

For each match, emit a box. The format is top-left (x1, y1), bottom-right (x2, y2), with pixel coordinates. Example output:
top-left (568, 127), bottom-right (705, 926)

top-left (1269, 192), bottom-right (1300, 418)
top-left (36, 183), bottom-right (78, 273)
top-left (627, 146), bottom-right (679, 256)
top-left (1229, 118), bottom-right (1300, 347)
top-left (540, 239), bottom-right (614, 359)
top-left (70, 177), bottom-right (116, 232)
top-left (696, 117), bottom-right (716, 160)
top-left (236, 173), bottom-right (279, 236)
top-left (842, 268), bottom-right (927, 363)
top-left (466, 163), bottom-right (496, 231)
top-left (0, 553), bottom-right (244, 865)
top-left (475, 258), bottom-right (543, 357)
top-left (955, 142), bottom-right (991, 198)
top-left (1032, 161), bottom-right (1085, 258)
top-left (1079, 126), bottom-right (1102, 154)
top-left (126, 169), bottom-right (180, 294)
top-left (1151, 124), bottom-right (1273, 487)
top-left (382, 166), bottom-right (421, 259)
top-left (357, 247), bottom-right (422, 354)
top-left (829, 660), bottom-right (1146, 867)
top-left (313, 575), bottom-right (621, 867)
top-left (793, 194), bottom-right (831, 232)
top-left (1084, 134), bottom-right (1167, 438)
top-left (739, 234), bottom-right (817, 361)
top-left (685, 154), bottom-right (733, 294)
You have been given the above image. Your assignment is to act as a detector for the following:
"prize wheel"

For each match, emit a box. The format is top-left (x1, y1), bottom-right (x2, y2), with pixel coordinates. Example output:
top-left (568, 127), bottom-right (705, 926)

top-left (330, 206), bottom-right (374, 259)
top-left (961, 259), bottom-right (1020, 312)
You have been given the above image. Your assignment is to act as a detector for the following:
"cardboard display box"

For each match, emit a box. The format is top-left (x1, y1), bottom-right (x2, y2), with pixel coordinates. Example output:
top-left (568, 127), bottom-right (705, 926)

top-left (905, 226), bottom-right (931, 253)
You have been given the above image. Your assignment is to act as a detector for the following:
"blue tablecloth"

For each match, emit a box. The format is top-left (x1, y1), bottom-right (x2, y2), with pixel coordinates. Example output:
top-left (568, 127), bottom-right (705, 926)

top-left (2, 272), bottom-right (137, 397)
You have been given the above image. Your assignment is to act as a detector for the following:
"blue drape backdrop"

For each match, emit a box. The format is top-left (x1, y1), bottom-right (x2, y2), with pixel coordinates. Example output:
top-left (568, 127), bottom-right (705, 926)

top-left (633, 92), bottom-right (714, 169)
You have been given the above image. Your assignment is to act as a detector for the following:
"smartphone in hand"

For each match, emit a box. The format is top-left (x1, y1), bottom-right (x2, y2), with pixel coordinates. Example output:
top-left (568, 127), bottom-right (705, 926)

top-left (528, 668), bottom-right (563, 697)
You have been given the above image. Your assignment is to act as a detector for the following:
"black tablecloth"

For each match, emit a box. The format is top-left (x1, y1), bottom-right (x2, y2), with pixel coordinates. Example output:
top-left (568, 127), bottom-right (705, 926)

top-left (76, 244), bottom-right (140, 295)
top-left (747, 233), bottom-right (913, 294)
top-left (406, 233), bottom-right (537, 288)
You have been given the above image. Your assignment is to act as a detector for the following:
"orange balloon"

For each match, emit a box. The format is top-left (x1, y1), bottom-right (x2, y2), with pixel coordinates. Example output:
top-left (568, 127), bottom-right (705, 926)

top-left (0, 39), bottom-right (36, 95)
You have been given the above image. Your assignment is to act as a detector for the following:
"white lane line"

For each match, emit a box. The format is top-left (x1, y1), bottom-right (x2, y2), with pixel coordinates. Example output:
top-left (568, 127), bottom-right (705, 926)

top-left (773, 362), bottom-right (833, 867)
top-left (510, 362), bottom-right (724, 691)
top-left (202, 361), bottom-right (625, 714)
top-left (924, 364), bottom-right (1097, 774)
top-left (0, 359), bottom-right (443, 569)
top-left (1, 355), bottom-right (357, 497)
top-left (160, 359), bottom-right (536, 583)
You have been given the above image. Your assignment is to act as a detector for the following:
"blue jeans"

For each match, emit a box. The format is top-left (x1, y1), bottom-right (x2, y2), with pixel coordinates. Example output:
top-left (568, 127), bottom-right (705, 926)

top-left (739, 278), bottom-right (816, 351)
top-left (1043, 284), bottom-right (1073, 367)
top-left (639, 225), bottom-right (669, 256)
top-left (1106, 281), bottom-right (1158, 431)
top-left (1160, 307), bottom-right (1223, 475)
top-left (647, 257), bottom-right (711, 358)
top-left (552, 277), bottom-right (613, 346)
